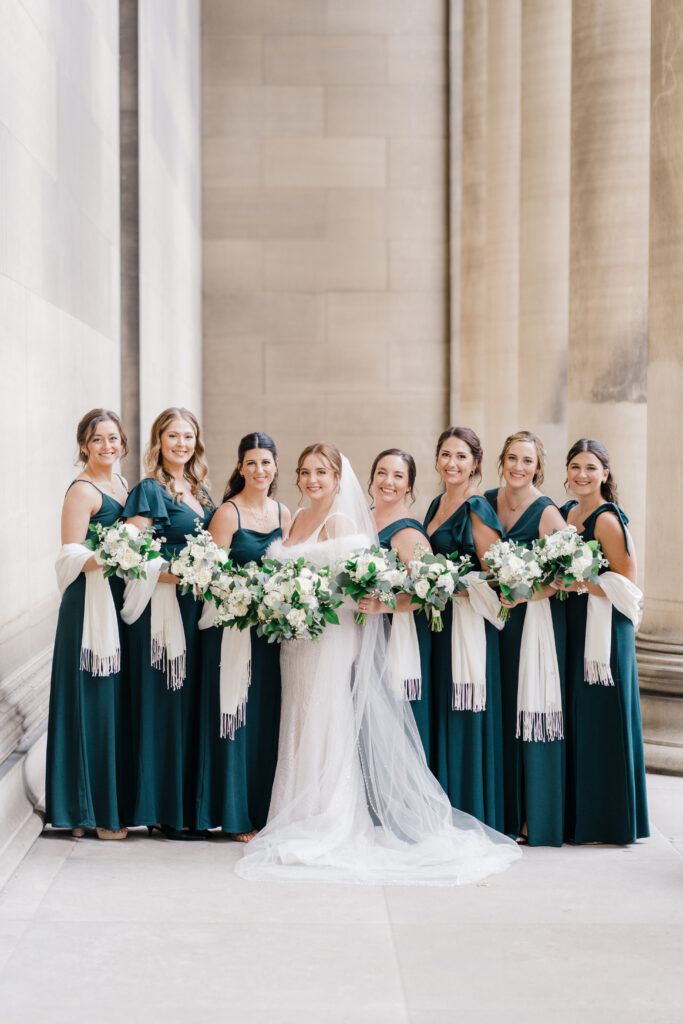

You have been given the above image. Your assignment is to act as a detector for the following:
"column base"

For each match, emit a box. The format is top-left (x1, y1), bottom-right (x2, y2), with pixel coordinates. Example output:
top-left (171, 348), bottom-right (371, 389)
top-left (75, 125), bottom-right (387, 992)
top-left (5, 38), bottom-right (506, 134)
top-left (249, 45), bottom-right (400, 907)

top-left (637, 632), bottom-right (683, 776)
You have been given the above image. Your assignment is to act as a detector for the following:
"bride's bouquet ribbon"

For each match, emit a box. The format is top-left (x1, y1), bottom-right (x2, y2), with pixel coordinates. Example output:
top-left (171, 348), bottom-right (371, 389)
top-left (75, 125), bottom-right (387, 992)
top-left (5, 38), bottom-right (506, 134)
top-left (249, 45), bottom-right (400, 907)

top-left (387, 612), bottom-right (421, 701)
top-left (199, 600), bottom-right (252, 738)
top-left (122, 558), bottom-right (187, 691)
top-left (55, 544), bottom-right (121, 677)
top-left (518, 598), bottom-right (563, 741)
top-left (584, 571), bottom-right (642, 685)
top-left (450, 573), bottom-right (503, 712)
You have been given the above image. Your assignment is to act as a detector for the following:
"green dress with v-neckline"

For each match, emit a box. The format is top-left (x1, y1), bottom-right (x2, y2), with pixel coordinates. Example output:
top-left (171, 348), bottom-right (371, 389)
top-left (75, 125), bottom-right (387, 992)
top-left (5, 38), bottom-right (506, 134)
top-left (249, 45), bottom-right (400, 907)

top-left (377, 516), bottom-right (433, 766)
top-left (45, 482), bottom-right (127, 831)
top-left (423, 494), bottom-right (505, 831)
top-left (121, 477), bottom-right (214, 829)
top-left (485, 488), bottom-right (566, 846)
top-left (560, 500), bottom-right (649, 844)
top-left (196, 501), bottom-right (283, 832)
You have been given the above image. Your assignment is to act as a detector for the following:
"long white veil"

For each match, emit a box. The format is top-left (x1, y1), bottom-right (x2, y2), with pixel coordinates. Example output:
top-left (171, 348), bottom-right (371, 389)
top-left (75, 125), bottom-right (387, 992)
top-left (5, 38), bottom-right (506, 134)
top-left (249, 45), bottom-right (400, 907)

top-left (235, 455), bottom-right (520, 885)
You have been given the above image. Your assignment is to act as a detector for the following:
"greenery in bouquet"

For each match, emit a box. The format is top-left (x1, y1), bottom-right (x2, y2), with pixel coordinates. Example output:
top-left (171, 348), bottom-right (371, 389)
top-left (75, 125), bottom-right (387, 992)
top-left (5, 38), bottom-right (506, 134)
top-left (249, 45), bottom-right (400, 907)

top-left (85, 521), bottom-right (163, 581)
top-left (204, 560), bottom-right (265, 631)
top-left (408, 550), bottom-right (475, 632)
top-left (169, 521), bottom-right (231, 597)
top-left (335, 544), bottom-right (411, 625)
top-left (256, 556), bottom-right (342, 643)
top-left (533, 524), bottom-right (608, 600)
top-left (484, 538), bottom-right (544, 622)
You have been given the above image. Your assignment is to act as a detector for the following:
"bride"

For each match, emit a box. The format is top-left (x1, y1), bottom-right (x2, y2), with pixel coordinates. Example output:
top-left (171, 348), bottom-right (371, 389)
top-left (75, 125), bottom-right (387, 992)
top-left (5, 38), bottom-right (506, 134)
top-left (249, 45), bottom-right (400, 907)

top-left (235, 443), bottom-right (520, 885)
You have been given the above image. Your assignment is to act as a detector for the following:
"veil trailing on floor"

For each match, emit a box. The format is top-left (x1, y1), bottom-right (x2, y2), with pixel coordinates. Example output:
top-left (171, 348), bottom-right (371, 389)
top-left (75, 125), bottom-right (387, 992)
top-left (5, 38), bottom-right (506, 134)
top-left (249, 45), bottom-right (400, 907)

top-left (235, 455), bottom-right (520, 885)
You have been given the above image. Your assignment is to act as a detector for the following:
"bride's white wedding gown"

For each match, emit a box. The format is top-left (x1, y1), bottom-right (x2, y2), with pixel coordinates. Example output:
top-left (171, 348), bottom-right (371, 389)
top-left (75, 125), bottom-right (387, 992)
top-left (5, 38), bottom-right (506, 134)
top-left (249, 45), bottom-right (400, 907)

top-left (235, 469), bottom-right (520, 885)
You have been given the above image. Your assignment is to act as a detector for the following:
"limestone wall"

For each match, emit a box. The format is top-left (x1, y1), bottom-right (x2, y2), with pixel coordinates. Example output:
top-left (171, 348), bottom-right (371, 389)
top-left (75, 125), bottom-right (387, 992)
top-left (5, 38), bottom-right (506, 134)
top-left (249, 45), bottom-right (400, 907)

top-left (201, 0), bottom-right (449, 512)
top-left (0, 0), bottom-right (121, 758)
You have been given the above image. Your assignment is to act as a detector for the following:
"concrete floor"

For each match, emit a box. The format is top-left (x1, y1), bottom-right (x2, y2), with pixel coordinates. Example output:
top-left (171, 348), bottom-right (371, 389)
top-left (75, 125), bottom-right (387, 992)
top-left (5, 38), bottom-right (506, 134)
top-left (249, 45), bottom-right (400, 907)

top-left (0, 774), bottom-right (682, 1024)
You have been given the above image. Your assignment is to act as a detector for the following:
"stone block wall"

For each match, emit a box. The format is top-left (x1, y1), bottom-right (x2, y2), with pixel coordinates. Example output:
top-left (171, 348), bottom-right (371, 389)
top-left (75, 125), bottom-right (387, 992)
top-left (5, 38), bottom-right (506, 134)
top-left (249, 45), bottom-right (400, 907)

top-left (201, 0), bottom-right (450, 512)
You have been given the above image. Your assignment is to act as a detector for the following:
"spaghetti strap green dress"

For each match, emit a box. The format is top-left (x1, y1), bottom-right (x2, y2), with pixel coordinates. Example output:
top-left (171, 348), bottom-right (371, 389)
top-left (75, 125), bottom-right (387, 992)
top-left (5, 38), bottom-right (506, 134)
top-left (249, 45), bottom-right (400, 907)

top-left (45, 481), bottom-right (127, 831)
top-left (485, 489), bottom-right (566, 846)
top-left (560, 501), bottom-right (649, 844)
top-left (377, 517), bottom-right (433, 766)
top-left (424, 494), bottom-right (505, 831)
top-left (122, 478), bottom-right (214, 829)
top-left (196, 501), bottom-right (282, 832)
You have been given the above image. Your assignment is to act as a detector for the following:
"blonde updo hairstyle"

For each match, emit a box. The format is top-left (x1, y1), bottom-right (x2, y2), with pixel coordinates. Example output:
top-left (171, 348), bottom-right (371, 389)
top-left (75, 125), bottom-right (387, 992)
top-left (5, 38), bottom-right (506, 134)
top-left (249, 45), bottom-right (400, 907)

top-left (76, 408), bottom-right (128, 465)
top-left (295, 442), bottom-right (343, 498)
top-left (498, 430), bottom-right (546, 486)
top-left (143, 407), bottom-right (212, 508)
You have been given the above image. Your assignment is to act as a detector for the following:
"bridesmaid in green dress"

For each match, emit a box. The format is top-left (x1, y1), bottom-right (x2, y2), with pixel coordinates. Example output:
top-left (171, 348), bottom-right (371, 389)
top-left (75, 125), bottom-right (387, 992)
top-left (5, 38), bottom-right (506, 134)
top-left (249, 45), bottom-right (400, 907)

top-left (45, 409), bottom-right (130, 839)
top-left (424, 427), bottom-right (505, 831)
top-left (123, 407), bottom-right (214, 839)
top-left (485, 431), bottom-right (567, 846)
top-left (560, 438), bottom-right (649, 844)
top-left (358, 449), bottom-right (433, 764)
top-left (196, 432), bottom-right (290, 840)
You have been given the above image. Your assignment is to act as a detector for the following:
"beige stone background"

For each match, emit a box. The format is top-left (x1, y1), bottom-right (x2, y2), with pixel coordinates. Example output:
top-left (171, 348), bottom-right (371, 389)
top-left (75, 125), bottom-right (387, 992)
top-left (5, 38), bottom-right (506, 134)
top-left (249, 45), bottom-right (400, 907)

top-left (0, 0), bottom-right (682, 876)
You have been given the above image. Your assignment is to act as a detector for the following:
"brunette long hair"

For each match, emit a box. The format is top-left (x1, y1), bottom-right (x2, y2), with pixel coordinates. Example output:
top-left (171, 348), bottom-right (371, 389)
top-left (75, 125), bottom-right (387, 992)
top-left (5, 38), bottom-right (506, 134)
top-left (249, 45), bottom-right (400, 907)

top-left (565, 438), bottom-right (619, 504)
top-left (223, 432), bottom-right (279, 502)
top-left (76, 408), bottom-right (128, 465)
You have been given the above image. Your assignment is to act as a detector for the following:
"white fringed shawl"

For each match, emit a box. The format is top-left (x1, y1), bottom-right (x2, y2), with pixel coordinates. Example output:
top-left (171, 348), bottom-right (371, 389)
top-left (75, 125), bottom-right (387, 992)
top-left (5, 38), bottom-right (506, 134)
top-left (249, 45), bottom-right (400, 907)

top-left (450, 573), bottom-right (503, 712)
top-left (55, 545), bottom-right (120, 677)
top-left (387, 610), bottom-right (422, 700)
top-left (121, 559), bottom-right (187, 690)
top-left (198, 600), bottom-right (252, 738)
top-left (584, 571), bottom-right (642, 685)
top-left (517, 598), bottom-right (563, 742)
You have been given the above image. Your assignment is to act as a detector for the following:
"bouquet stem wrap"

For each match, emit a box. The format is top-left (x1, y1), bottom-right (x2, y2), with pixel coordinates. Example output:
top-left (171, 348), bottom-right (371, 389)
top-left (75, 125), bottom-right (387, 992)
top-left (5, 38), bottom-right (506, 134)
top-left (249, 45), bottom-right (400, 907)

top-left (199, 600), bottom-right (252, 738)
top-left (387, 612), bottom-right (421, 701)
top-left (55, 545), bottom-right (121, 677)
top-left (450, 573), bottom-right (503, 712)
top-left (517, 599), bottom-right (563, 742)
top-left (584, 572), bottom-right (642, 685)
top-left (122, 559), bottom-right (187, 690)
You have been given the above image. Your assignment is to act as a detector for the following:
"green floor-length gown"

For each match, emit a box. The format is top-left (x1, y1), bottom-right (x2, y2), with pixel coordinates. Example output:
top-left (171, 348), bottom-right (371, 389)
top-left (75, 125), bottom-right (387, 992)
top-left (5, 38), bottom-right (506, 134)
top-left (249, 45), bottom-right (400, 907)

top-left (122, 478), bottom-right (213, 829)
top-left (560, 501), bottom-right (649, 844)
top-left (45, 483), bottom-right (126, 831)
top-left (485, 489), bottom-right (566, 846)
top-left (378, 518), bottom-right (433, 766)
top-left (424, 495), bottom-right (505, 831)
top-left (196, 502), bottom-right (282, 832)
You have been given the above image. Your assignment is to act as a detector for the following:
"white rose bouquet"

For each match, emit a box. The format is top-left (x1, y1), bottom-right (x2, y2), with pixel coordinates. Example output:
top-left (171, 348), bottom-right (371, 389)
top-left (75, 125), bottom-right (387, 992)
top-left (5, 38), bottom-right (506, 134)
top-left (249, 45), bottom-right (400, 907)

top-left (169, 522), bottom-right (231, 597)
top-left (204, 560), bottom-right (264, 631)
top-left (484, 538), bottom-right (544, 622)
top-left (533, 524), bottom-right (608, 600)
top-left (335, 545), bottom-right (411, 625)
top-left (256, 556), bottom-right (342, 642)
top-left (408, 551), bottom-right (475, 632)
top-left (84, 521), bottom-right (163, 581)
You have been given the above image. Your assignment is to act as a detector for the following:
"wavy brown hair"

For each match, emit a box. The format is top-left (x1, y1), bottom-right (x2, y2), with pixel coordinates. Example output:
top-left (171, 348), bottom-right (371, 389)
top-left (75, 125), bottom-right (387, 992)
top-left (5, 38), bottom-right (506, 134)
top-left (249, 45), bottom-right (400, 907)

top-left (295, 442), bottom-right (343, 493)
top-left (498, 430), bottom-right (546, 486)
top-left (565, 438), bottom-right (619, 504)
top-left (76, 408), bottom-right (128, 465)
top-left (143, 407), bottom-right (212, 507)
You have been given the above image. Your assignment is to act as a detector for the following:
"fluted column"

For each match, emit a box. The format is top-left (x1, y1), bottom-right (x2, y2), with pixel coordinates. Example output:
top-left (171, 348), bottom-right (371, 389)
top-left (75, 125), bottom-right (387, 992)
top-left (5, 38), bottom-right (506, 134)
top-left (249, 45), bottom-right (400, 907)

top-left (481, 0), bottom-right (521, 477)
top-left (638, 1), bottom-right (683, 774)
top-left (568, 0), bottom-right (650, 567)
top-left (518, 0), bottom-right (571, 500)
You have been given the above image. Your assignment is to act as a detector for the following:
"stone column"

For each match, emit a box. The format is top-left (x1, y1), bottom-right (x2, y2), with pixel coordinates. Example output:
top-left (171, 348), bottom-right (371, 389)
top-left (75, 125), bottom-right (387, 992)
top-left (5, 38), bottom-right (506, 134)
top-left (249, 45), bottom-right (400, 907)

top-left (567, 0), bottom-right (650, 568)
top-left (481, 0), bottom-right (521, 483)
top-left (637, 1), bottom-right (683, 774)
top-left (518, 0), bottom-right (571, 501)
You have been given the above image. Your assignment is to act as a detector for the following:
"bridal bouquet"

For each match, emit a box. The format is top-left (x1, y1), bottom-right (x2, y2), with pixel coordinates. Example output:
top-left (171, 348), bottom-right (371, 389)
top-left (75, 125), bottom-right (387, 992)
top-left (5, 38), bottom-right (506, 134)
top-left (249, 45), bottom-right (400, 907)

top-left (484, 538), bottom-right (544, 622)
top-left (85, 521), bottom-right (163, 581)
top-left (408, 551), bottom-right (475, 632)
top-left (204, 560), bottom-right (264, 630)
top-left (533, 525), bottom-right (608, 600)
top-left (256, 557), bottom-right (342, 642)
top-left (169, 522), bottom-right (231, 597)
top-left (336, 545), bottom-right (411, 625)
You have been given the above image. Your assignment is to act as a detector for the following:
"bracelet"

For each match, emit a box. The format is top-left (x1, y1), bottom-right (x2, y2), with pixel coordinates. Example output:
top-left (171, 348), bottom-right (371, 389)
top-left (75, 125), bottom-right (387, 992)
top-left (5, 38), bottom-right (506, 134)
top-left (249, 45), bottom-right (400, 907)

top-left (576, 583), bottom-right (588, 595)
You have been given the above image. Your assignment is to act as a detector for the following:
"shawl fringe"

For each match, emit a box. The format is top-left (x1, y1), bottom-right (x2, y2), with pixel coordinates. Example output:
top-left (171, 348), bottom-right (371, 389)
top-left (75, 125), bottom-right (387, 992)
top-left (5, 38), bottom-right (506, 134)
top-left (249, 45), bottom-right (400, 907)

top-left (516, 709), bottom-right (564, 743)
